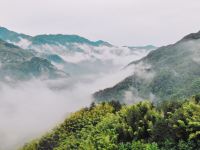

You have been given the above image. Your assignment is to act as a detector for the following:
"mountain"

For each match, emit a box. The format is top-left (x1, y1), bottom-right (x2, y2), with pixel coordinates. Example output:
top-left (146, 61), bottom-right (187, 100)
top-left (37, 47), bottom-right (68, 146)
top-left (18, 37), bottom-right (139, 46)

top-left (0, 27), bottom-right (112, 51)
top-left (94, 30), bottom-right (200, 103)
top-left (0, 39), bottom-right (68, 81)
top-left (0, 27), bottom-right (156, 76)
top-left (0, 27), bottom-right (111, 47)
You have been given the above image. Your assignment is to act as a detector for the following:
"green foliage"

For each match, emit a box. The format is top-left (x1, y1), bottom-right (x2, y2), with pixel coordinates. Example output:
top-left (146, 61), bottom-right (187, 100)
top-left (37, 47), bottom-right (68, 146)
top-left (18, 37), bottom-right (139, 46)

top-left (118, 142), bottom-right (132, 150)
top-left (131, 141), bottom-right (146, 150)
top-left (122, 101), bottom-right (162, 140)
top-left (21, 103), bottom-right (114, 150)
top-left (21, 140), bottom-right (38, 150)
top-left (167, 101), bottom-right (200, 141)
top-left (21, 97), bottom-right (200, 150)
top-left (119, 141), bottom-right (159, 150)
top-left (177, 140), bottom-right (195, 150)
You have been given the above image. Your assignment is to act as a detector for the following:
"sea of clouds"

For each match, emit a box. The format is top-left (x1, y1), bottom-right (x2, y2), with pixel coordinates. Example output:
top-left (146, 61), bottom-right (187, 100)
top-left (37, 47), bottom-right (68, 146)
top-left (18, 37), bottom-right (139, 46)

top-left (0, 40), bottom-right (153, 150)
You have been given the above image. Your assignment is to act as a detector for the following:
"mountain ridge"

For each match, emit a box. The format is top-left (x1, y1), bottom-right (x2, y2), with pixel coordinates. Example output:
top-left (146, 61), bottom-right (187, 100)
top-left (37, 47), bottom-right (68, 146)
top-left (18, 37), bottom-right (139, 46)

top-left (94, 30), bottom-right (200, 103)
top-left (0, 27), bottom-right (112, 47)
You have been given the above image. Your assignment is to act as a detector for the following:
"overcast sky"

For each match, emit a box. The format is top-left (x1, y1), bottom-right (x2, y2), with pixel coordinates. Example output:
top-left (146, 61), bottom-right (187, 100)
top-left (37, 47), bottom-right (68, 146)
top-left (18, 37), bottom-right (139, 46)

top-left (0, 0), bottom-right (200, 46)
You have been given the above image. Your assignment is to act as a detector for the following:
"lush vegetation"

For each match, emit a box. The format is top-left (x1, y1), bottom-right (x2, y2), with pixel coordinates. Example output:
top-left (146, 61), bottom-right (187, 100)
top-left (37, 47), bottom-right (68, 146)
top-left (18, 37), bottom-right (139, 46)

top-left (21, 95), bottom-right (200, 150)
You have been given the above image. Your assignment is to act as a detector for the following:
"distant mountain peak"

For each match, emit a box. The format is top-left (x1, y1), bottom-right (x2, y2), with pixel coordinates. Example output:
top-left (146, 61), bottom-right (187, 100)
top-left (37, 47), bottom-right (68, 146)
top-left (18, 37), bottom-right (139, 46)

top-left (0, 26), bottom-right (112, 47)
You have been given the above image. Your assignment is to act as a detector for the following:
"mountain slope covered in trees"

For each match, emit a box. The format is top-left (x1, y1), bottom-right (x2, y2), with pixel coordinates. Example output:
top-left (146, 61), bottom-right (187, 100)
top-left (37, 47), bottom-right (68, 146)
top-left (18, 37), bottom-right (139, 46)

top-left (94, 31), bottom-right (200, 103)
top-left (21, 95), bottom-right (200, 150)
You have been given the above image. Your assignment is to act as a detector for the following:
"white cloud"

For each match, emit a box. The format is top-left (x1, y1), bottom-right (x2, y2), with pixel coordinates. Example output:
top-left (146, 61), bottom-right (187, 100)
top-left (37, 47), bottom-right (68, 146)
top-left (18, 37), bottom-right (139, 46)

top-left (0, 49), bottom-right (145, 149)
top-left (16, 38), bottom-right (32, 49)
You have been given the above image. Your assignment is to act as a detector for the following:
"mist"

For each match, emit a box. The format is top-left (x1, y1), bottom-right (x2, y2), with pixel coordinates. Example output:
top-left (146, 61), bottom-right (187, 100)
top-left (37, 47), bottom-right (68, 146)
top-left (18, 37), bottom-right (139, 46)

top-left (0, 51), bottom-right (147, 150)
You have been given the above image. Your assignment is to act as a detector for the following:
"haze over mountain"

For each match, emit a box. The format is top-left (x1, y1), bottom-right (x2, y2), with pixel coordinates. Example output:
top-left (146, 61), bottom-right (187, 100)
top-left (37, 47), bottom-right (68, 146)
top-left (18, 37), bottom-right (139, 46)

top-left (4, 28), bottom-right (199, 150)
top-left (0, 27), bottom-right (155, 77)
top-left (0, 27), bottom-right (154, 150)
top-left (1, 27), bottom-right (200, 150)
top-left (94, 30), bottom-right (200, 103)
top-left (1, 0), bottom-right (200, 149)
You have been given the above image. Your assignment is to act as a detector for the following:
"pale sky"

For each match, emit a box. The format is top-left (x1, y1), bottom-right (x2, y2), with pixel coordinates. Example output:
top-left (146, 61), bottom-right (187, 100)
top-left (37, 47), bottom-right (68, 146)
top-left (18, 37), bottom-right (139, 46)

top-left (0, 0), bottom-right (200, 46)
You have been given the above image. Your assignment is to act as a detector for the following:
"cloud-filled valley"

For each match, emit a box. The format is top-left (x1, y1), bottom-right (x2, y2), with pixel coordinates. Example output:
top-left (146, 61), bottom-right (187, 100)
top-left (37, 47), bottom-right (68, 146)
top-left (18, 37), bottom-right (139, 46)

top-left (1, 24), bottom-right (200, 150)
top-left (1, 1), bottom-right (200, 149)
top-left (0, 27), bottom-right (153, 150)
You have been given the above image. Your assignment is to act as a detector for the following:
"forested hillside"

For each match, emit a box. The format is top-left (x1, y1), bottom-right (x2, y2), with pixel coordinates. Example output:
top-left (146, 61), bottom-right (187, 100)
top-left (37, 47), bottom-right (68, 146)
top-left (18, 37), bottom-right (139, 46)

top-left (21, 95), bottom-right (200, 150)
top-left (94, 31), bottom-right (200, 103)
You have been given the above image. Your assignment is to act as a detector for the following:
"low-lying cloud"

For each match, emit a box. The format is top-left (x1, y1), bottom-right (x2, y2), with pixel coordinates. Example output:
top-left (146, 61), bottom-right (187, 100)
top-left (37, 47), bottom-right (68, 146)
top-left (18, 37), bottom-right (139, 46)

top-left (0, 42), bottom-right (151, 150)
top-left (0, 64), bottom-right (136, 150)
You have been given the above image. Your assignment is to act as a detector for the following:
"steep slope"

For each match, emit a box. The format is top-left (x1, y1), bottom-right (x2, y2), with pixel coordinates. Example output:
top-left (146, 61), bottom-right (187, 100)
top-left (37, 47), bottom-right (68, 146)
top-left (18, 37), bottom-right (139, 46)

top-left (0, 39), bottom-right (68, 81)
top-left (94, 31), bottom-right (200, 102)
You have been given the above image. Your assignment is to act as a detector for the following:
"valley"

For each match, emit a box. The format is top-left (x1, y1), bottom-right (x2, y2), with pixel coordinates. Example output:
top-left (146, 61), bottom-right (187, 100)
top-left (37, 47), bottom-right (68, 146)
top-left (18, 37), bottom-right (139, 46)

top-left (0, 27), bottom-right (154, 150)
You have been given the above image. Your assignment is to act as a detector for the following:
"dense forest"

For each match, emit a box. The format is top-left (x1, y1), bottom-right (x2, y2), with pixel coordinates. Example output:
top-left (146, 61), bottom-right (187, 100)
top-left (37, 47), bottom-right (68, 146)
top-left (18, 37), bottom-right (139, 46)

top-left (21, 95), bottom-right (200, 150)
